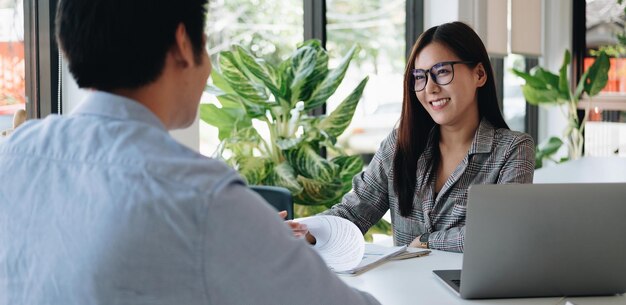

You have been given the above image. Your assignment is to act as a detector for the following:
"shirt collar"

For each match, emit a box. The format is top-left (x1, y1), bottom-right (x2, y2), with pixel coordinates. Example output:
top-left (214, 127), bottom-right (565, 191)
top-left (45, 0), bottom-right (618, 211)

top-left (468, 118), bottom-right (495, 155)
top-left (71, 91), bottom-right (166, 131)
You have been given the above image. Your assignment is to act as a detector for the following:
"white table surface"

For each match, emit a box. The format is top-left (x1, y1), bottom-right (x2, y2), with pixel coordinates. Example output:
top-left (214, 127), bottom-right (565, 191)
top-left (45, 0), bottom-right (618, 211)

top-left (340, 249), bottom-right (626, 305)
top-left (534, 156), bottom-right (626, 183)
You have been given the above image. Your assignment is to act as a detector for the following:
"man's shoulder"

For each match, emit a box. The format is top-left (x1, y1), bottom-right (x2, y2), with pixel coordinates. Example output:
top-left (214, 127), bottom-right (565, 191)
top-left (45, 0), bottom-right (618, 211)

top-left (1, 114), bottom-right (245, 195)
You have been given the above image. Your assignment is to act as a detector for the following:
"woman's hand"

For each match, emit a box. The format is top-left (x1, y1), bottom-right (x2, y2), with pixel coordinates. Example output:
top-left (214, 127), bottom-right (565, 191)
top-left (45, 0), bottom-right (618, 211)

top-left (408, 234), bottom-right (429, 249)
top-left (279, 211), bottom-right (316, 244)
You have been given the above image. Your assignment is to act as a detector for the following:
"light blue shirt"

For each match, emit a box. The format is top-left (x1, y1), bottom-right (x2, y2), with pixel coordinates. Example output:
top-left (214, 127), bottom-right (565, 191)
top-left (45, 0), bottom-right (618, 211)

top-left (0, 91), bottom-right (378, 305)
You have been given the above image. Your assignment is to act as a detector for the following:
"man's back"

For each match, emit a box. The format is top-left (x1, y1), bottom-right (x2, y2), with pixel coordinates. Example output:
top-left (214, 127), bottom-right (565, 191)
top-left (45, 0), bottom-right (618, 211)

top-left (0, 92), bottom-right (378, 305)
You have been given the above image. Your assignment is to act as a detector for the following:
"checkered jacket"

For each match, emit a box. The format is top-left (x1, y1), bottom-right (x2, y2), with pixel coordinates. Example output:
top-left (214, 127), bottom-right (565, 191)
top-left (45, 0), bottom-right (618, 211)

top-left (322, 119), bottom-right (535, 252)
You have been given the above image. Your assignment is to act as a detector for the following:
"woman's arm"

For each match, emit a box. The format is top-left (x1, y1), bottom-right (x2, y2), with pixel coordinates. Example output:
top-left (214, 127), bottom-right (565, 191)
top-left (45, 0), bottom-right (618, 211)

top-left (320, 131), bottom-right (397, 234)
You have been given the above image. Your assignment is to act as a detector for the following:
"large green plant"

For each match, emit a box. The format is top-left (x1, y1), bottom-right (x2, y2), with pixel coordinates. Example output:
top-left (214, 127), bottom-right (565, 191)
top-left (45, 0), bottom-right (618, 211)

top-left (201, 39), bottom-right (368, 211)
top-left (512, 50), bottom-right (609, 166)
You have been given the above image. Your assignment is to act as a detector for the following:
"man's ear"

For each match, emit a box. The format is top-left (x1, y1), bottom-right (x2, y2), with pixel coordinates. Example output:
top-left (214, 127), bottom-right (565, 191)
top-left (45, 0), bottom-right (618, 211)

top-left (171, 23), bottom-right (192, 69)
top-left (475, 63), bottom-right (487, 88)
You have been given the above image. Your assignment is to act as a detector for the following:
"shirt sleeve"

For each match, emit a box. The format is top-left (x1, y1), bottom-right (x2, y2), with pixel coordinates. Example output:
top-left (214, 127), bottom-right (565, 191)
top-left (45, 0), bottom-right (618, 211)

top-left (203, 180), bottom-right (380, 305)
top-left (427, 133), bottom-right (536, 253)
top-left (320, 131), bottom-right (396, 234)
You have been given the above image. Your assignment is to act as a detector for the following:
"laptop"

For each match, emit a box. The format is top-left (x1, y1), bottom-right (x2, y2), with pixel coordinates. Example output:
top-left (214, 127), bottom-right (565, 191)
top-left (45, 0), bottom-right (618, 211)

top-left (434, 183), bottom-right (626, 299)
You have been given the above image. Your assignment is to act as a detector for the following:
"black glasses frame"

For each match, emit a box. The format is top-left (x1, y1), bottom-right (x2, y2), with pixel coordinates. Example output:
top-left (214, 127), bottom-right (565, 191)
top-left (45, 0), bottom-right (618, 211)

top-left (410, 60), bottom-right (476, 92)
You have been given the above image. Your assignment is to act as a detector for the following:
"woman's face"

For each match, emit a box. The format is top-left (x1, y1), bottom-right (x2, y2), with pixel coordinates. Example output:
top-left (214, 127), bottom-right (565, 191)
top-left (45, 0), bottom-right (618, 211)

top-left (413, 42), bottom-right (485, 129)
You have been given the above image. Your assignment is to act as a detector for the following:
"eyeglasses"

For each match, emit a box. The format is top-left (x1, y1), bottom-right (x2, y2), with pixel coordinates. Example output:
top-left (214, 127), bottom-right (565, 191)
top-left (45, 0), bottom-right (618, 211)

top-left (410, 61), bottom-right (476, 92)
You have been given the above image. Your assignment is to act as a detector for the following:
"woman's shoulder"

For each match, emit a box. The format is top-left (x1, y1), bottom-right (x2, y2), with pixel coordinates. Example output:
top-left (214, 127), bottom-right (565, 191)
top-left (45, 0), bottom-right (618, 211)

top-left (493, 127), bottom-right (533, 144)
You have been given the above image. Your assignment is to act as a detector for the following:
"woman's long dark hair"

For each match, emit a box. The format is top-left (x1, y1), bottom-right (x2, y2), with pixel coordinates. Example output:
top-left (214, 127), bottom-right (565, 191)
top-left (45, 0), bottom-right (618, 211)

top-left (393, 21), bottom-right (509, 217)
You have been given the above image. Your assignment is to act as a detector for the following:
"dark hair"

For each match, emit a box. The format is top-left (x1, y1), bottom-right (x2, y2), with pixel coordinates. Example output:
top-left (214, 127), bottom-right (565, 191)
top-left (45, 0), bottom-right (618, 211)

top-left (56, 0), bottom-right (208, 91)
top-left (393, 21), bottom-right (509, 217)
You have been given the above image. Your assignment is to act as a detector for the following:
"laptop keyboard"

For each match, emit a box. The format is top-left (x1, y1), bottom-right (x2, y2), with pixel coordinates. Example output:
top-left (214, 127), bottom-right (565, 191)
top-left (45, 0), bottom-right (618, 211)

top-left (452, 279), bottom-right (461, 287)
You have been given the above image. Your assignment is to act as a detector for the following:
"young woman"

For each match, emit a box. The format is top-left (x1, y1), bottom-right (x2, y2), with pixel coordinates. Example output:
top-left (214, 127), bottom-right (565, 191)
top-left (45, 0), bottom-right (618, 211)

top-left (288, 21), bottom-right (535, 253)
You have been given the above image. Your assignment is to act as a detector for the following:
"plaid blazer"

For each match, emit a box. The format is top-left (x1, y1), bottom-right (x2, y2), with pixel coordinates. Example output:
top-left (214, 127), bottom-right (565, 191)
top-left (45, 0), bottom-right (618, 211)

top-left (322, 119), bottom-right (535, 252)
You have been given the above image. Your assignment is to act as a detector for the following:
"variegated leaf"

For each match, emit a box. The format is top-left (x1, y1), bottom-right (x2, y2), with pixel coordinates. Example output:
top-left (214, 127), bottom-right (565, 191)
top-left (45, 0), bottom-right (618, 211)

top-left (294, 175), bottom-right (344, 207)
top-left (331, 155), bottom-right (364, 196)
top-left (289, 46), bottom-right (318, 106)
top-left (219, 51), bottom-right (268, 104)
top-left (298, 40), bottom-right (329, 102)
top-left (235, 45), bottom-right (281, 99)
top-left (318, 76), bottom-right (368, 138)
top-left (305, 45), bottom-right (359, 111)
top-left (237, 156), bottom-right (270, 185)
top-left (265, 162), bottom-right (303, 195)
top-left (284, 144), bottom-right (337, 183)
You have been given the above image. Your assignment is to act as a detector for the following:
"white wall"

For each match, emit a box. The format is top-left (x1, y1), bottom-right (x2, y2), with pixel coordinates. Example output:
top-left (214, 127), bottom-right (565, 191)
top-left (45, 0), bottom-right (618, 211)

top-left (539, 0), bottom-right (572, 148)
top-left (423, 0), bottom-right (489, 47)
top-left (60, 57), bottom-right (200, 151)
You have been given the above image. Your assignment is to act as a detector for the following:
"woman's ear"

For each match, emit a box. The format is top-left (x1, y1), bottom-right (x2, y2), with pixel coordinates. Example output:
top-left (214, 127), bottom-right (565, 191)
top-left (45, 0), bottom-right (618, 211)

top-left (475, 63), bottom-right (487, 88)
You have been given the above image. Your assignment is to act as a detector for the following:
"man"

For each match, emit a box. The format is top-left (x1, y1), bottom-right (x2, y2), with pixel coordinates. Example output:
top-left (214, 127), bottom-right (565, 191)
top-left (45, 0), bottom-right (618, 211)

top-left (0, 0), bottom-right (379, 304)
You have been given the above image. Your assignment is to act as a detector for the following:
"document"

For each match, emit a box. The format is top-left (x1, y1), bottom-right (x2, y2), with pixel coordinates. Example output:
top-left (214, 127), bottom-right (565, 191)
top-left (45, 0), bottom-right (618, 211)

top-left (298, 216), bottom-right (430, 275)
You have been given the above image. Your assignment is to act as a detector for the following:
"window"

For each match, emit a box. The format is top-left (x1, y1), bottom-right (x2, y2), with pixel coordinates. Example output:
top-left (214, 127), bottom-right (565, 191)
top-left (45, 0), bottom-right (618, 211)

top-left (502, 54), bottom-right (527, 132)
top-left (325, 0), bottom-right (406, 157)
top-left (0, 0), bottom-right (25, 132)
top-left (201, 0), bottom-right (304, 155)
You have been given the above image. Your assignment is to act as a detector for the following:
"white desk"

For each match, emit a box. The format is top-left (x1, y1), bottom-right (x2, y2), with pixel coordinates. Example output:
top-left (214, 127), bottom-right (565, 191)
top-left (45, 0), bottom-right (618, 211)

top-left (341, 249), bottom-right (626, 305)
top-left (534, 156), bottom-right (626, 183)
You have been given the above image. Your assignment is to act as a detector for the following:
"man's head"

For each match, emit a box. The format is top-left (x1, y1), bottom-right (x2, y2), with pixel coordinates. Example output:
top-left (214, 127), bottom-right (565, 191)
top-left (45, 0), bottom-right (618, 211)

top-left (56, 0), bottom-right (211, 130)
top-left (56, 0), bottom-right (209, 91)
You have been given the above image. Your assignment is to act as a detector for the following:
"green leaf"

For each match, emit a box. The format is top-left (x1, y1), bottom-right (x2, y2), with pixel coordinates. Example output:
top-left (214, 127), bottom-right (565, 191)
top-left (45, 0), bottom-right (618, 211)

top-left (237, 157), bottom-right (271, 185)
top-left (521, 85), bottom-right (562, 105)
top-left (294, 175), bottom-right (344, 207)
top-left (278, 59), bottom-right (293, 102)
top-left (289, 46), bottom-right (318, 106)
top-left (511, 68), bottom-right (546, 88)
top-left (538, 136), bottom-right (563, 156)
top-left (235, 45), bottom-right (282, 101)
top-left (219, 51), bottom-right (268, 104)
top-left (318, 76), bottom-right (369, 138)
top-left (209, 88), bottom-right (266, 120)
top-left (204, 83), bottom-right (225, 97)
top-left (199, 104), bottom-right (252, 140)
top-left (306, 45), bottom-right (359, 111)
top-left (275, 136), bottom-right (303, 150)
top-left (584, 51), bottom-right (610, 97)
top-left (265, 163), bottom-right (303, 195)
top-left (222, 127), bottom-right (263, 157)
top-left (574, 70), bottom-right (590, 100)
top-left (557, 50), bottom-right (571, 100)
top-left (532, 67), bottom-right (560, 91)
top-left (331, 155), bottom-right (363, 195)
top-left (534, 136), bottom-right (564, 169)
top-left (284, 144), bottom-right (337, 182)
top-left (297, 40), bottom-right (330, 102)
top-left (210, 69), bottom-right (235, 94)
top-left (332, 155), bottom-right (363, 180)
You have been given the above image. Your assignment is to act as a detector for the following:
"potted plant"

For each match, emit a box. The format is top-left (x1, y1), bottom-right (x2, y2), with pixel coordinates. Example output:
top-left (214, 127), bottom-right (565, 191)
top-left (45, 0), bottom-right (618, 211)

top-left (512, 50), bottom-right (610, 166)
top-left (201, 39), bottom-right (374, 219)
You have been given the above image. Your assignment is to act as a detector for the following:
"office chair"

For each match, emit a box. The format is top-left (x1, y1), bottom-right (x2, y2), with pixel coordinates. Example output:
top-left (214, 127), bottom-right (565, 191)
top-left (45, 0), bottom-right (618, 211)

top-left (250, 185), bottom-right (294, 220)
